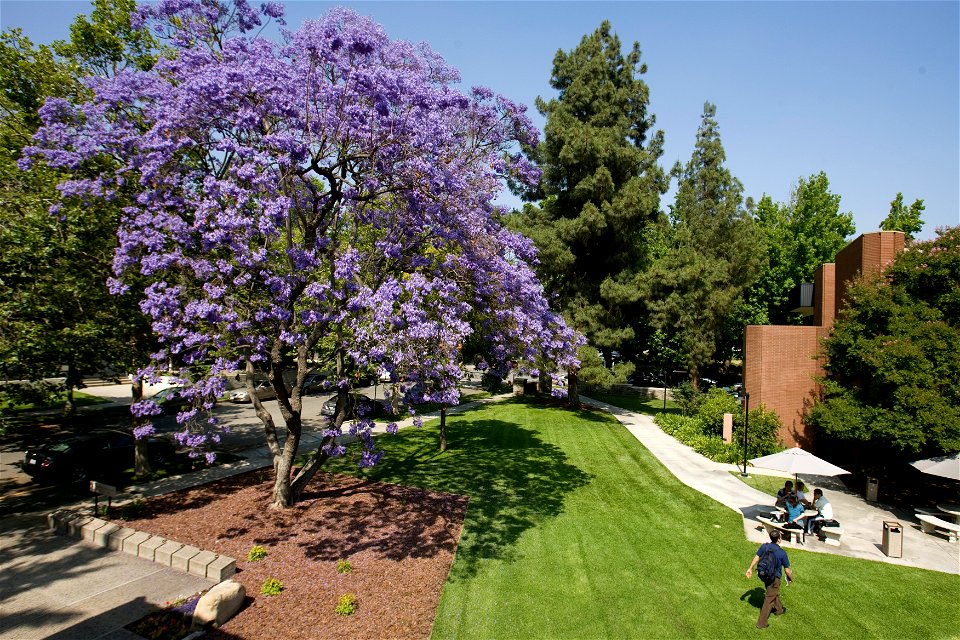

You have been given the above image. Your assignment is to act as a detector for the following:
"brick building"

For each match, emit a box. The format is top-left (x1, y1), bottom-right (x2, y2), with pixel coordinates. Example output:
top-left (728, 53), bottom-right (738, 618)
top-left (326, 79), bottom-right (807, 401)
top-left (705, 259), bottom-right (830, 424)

top-left (744, 230), bottom-right (905, 449)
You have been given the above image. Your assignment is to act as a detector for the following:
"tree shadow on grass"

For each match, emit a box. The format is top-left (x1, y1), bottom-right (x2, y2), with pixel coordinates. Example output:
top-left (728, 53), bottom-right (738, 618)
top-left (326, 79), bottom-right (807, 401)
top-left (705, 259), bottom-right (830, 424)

top-left (326, 405), bottom-right (593, 579)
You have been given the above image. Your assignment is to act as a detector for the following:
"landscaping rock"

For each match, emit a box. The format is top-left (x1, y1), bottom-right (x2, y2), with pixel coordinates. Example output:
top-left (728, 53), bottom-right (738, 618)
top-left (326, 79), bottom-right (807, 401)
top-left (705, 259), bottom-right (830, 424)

top-left (193, 580), bottom-right (245, 628)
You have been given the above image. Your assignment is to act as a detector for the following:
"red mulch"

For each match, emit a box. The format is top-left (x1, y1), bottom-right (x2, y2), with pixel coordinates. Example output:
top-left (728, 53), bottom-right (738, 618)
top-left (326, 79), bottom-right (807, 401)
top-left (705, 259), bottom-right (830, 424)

top-left (117, 471), bottom-right (468, 640)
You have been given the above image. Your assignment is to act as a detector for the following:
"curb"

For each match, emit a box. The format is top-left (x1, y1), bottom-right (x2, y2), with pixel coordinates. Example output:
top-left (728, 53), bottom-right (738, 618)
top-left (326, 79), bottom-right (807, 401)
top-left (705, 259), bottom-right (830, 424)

top-left (47, 509), bottom-right (236, 582)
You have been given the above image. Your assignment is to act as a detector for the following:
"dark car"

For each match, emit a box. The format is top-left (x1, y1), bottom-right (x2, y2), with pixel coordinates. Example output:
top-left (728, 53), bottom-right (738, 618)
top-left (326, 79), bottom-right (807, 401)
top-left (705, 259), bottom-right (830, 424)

top-left (321, 392), bottom-right (384, 418)
top-left (22, 429), bottom-right (176, 484)
top-left (149, 386), bottom-right (190, 414)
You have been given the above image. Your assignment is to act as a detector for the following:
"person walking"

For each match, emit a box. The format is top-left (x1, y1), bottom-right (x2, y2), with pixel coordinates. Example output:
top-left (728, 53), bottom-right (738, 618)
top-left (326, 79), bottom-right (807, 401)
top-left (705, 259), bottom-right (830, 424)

top-left (745, 529), bottom-right (794, 629)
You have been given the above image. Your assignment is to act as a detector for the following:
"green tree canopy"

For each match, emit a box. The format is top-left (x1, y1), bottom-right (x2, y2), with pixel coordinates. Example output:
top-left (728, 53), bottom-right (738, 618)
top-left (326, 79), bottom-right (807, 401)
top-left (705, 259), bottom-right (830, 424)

top-left (642, 102), bottom-right (761, 385)
top-left (745, 172), bottom-right (856, 325)
top-left (0, 1), bottom-right (156, 418)
top-left (880, 192), bottom-right (925, 240)
top-left (508, 20), bottom-right (668, 378)
top-left (808, 226), bottom-right (960, 457)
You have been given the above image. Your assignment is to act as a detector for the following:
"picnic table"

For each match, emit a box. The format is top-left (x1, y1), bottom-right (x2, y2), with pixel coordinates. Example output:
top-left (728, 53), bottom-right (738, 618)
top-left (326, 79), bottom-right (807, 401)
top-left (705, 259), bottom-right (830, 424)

top-left (937, 503), bottom-right (960, 523)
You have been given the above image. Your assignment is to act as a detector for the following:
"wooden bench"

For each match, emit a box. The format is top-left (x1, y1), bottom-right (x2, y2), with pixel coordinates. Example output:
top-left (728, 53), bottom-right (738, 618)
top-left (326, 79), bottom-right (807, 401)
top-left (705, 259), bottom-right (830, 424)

top-left (757, 516), bottom-right (805, 544)
top-left (819, 524), bottom-right (844, 547)
top-left (916, 514), bottom-right (960, 543)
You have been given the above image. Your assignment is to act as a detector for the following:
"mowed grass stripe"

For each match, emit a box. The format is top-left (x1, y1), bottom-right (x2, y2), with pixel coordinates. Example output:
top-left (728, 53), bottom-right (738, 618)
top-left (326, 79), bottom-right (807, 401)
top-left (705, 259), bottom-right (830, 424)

top-left (329, 397), bottom-right (959, 640)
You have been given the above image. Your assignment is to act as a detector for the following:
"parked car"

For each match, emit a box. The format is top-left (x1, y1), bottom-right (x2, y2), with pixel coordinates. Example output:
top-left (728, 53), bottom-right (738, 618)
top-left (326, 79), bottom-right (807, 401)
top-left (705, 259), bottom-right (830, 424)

top-left (148, 386), bottom-right (190, 414)
top-left (321, 392), bottom-right (384, 418)
top-left (228, 381), bottom-right (277, 403)
top-left (22, 429), bottom-right (176, 483)
top-left (301, 372), bottom-right (330, 395)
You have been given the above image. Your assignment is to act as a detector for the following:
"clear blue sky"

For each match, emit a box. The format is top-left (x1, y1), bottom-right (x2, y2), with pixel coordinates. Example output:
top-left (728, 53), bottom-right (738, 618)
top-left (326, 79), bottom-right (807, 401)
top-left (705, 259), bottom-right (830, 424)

top-left (3, 0), bottom-right (958, 240)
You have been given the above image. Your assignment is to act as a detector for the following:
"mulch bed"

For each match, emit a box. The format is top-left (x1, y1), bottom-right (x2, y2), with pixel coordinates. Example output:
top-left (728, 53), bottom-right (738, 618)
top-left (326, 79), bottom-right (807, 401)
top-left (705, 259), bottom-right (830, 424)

top-left (116, 470), bottom-right (468, 640)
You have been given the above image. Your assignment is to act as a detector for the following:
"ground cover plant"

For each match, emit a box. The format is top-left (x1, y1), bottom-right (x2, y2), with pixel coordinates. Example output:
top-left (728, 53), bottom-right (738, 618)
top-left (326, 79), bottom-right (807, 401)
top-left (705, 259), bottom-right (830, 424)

top-left (329, 397), bottom-right (959, 639)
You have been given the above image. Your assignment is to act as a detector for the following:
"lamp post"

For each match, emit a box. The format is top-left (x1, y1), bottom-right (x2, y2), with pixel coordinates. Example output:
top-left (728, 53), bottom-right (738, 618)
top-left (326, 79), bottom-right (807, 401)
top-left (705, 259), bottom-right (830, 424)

top-left (661, 367), bottom-right (667, 412)
top-left (740, 391), bottom-right (750, 476)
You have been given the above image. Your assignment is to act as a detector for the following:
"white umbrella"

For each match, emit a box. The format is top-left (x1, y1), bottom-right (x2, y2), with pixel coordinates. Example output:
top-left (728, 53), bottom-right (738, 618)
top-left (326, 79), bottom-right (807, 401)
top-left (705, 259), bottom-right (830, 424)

top-left (749, 447), bottom-right (850, 481)
top-left (910, 453), bottom-right (960, 481)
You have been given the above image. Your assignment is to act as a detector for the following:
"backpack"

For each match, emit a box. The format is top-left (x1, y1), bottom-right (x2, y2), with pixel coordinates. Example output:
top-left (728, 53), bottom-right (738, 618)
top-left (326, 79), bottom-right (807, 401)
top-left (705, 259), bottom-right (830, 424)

top-left (757, 545), bottom-right (778, 584)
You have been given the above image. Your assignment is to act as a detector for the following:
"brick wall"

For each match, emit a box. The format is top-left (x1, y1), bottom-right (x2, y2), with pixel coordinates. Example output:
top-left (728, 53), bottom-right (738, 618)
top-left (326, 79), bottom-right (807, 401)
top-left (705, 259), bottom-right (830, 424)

top-left (813, 263), bottom-right (835, 327)
top-left (835, 231), bottom-right (904, 319)
top-left (744, 230), bottom-right (906, 453)
top-left (744, 325), bottom-right (829, 447)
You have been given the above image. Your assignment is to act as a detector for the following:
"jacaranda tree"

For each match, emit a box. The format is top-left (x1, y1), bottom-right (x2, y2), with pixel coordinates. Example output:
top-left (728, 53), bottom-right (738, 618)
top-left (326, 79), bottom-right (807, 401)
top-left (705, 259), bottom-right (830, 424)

top-left (27, 0), bottom-right (580, 507)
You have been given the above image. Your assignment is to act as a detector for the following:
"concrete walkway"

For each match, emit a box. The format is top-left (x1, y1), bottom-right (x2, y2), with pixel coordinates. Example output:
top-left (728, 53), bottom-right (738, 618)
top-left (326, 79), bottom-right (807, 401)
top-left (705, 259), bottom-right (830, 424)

top-left (584, 397), bottom-right (959, 575)
top-left (0, 515), bottom-right (210, 640)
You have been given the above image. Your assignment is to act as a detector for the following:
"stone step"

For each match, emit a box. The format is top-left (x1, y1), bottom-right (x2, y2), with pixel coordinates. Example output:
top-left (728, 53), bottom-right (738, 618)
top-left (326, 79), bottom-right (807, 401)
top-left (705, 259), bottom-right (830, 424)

top-left (48, 509), bottom-right (236, 582)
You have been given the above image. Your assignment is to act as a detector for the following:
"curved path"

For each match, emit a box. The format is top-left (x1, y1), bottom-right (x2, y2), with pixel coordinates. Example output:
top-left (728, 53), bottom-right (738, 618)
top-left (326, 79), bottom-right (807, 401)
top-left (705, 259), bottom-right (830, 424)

top-left (582, 397), bottom-right (959, 575)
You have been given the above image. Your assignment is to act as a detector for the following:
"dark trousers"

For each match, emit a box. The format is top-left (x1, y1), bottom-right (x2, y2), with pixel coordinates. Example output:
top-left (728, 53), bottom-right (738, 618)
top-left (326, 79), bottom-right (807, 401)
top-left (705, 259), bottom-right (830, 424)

top-left (756, 577), bottom-right (784, 628)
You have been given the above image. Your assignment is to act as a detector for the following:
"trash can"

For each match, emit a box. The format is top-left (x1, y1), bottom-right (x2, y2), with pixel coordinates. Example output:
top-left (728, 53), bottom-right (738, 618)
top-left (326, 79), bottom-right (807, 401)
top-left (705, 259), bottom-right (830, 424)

top-left (882, 521), bottom-right (902, 558)
top-left (865, 477), bottom-right (879, 502)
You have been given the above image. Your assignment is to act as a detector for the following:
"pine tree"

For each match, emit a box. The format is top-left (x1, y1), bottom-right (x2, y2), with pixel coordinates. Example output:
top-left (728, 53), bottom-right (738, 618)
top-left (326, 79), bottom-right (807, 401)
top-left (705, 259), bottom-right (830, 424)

top-left (508, 21), bottom-right (668, 394)
top-left (643, 102), bottom-right (761, 385)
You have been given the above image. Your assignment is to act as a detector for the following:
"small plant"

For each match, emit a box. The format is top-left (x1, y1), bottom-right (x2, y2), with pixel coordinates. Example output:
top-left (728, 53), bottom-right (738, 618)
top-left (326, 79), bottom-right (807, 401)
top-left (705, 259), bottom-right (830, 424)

top-left (336, 559), bottom-right (352, 574)
top-left (335, 593), bottom-right (358, 616)
top-left (247, 545), bottom-right (268, 562)
top-left (119, 498), bottom-right (146, 521)
top-left (98, 504), bottom-right (111, 518)
top-left (261, 578), bottom-right (284, 596)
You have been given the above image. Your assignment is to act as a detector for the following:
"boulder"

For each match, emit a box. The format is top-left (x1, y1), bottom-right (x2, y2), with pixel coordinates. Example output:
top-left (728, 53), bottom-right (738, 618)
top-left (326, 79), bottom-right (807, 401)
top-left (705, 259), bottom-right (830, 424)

top-left (193, 580), bottom-right (245, 628)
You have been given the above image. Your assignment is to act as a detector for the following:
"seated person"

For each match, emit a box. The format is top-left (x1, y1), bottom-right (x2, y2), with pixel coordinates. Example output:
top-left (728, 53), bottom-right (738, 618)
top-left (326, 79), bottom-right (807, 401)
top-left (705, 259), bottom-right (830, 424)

top-left (807, 488), bottom-right (837, 534)
top-left (795, 481), bottom-right (810, 508)
top-left (775, 481), bottom-right (794, 507)
top-left (783, 494), bottom-right (805, 529)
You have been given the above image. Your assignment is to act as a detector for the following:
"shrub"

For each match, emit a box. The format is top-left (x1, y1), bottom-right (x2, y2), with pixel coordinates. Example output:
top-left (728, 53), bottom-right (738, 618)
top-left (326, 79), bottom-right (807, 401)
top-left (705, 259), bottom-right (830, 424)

top-left (697, 388), bottom-right (742, 436)
top-left (247, 545), bottom-right (268, 562)
top-left (260, 578), bottom-right (283, 596)
top-left (673, 381), bottom-right (705, 417)
top-left (336, 559), bottom-right (352, 574)
top-left (119, 498), bottom-right (146, 521)
top-left (480, 373), bottom-right (504, 393)
top-left (336, 593), bottom-right (358, 616)
top-left (735, 404), bottom-right (783, 459)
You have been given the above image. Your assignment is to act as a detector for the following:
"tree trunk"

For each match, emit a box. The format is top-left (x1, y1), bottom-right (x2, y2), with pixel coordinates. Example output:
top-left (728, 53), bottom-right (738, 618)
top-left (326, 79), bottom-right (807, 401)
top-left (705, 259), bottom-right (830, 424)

top-left (62, 364), bottom-right (77, 417)
top-left (289, 439), bottom-right (333, 502)
top-left (270, 427), bottom-right (301, 508)
top-left (439, 405), bottom-right (447, 452)
top-left (134, 437), bottom-right (152, 478)
top-left (567, 367), bottom-right (580, 407)
top-left (131, 379), bottom-right (152, 477)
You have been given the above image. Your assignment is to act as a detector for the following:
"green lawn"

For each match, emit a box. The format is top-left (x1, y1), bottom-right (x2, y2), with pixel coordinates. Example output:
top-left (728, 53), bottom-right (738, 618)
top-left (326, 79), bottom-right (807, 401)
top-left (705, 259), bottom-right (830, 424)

top-left (2, 390), bottom-right (109, 411)
top-left (330, 397), bottom-right (959, 639)
top-left (732, 471), bottom-right (794, 499)
top-left (588, 390), bottom-right (679, 416)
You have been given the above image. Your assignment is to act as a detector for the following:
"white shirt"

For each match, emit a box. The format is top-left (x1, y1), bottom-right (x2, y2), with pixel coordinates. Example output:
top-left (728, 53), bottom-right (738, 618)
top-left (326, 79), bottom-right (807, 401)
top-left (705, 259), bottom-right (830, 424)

top-left (814, 496), bottom-right (834, 520)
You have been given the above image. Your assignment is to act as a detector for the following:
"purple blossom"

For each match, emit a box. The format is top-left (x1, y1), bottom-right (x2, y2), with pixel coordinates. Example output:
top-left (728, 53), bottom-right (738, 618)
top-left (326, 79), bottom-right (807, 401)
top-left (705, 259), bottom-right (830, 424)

top-left (25, 1), bottom-right (581, 482)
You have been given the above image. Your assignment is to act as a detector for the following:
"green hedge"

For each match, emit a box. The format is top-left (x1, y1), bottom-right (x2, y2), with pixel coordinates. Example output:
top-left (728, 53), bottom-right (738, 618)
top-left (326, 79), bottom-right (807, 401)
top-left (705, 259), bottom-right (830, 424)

top-left (655, 409), bottom-right (782, 464)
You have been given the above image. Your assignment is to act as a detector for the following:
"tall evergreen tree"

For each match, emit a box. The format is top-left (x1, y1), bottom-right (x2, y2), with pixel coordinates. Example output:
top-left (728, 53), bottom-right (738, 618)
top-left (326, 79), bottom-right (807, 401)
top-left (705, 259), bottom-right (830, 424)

top-left (643, 102), bottom-right (761, 385)
top-left (508, 21), bottom-right (668, 395)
